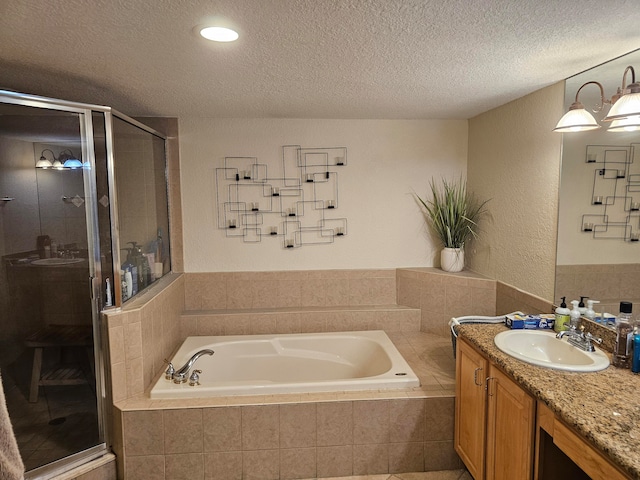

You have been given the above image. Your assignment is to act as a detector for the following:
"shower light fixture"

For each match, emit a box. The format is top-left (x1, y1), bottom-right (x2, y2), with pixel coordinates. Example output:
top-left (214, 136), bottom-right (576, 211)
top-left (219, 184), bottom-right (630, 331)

top-left (199, 26), bottom-right (239, 42)
top-left (555, 66), bottom-right (640, 133)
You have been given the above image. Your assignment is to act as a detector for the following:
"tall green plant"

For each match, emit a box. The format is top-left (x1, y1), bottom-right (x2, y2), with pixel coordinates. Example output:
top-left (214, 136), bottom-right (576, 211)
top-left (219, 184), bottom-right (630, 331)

top-left (416, 177), bottom-right (489, 249)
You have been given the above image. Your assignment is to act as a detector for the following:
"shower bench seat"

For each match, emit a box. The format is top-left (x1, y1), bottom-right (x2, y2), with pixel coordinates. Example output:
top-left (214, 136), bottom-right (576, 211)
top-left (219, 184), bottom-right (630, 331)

top-left (25, 324), bottom-right (93, 403)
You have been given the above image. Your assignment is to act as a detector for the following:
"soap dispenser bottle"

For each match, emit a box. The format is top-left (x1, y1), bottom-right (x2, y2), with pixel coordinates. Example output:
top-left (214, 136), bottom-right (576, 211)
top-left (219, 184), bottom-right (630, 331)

top-left (569, 300), bottom-right (581, 328)
top-left (578, 296), bottom-right (589, 315)
top-left (554, 297), bottom-right (570, 332)
top-left (613, 301), bottom-right (634, 369)
top-left (585, 299), bottom-right (599, 321)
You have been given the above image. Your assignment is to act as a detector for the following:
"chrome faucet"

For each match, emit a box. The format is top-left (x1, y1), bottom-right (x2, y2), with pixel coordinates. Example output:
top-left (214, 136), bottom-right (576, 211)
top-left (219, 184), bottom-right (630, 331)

top-left (556, 326), bottom-right (602, 352)
top-left (171, 349), bottom-right (214, 384)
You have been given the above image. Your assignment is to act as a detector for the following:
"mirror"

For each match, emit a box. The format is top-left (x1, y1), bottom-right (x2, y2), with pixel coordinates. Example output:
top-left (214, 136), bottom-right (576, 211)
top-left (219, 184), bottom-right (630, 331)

top-left (556, 48), bottom-right (640, 319)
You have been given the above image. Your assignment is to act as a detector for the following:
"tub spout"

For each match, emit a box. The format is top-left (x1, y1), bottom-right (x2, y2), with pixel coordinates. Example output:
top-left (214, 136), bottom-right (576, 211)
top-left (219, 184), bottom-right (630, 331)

top-left (172, 349), bottom-right (214, 384)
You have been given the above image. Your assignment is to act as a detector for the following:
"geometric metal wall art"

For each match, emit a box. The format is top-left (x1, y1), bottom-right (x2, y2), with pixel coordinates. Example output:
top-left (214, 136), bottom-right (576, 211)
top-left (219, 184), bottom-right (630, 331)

top-left (215, 145), bottom-right (347, 249)
top-left (581, 143), bottom-right (640, 242)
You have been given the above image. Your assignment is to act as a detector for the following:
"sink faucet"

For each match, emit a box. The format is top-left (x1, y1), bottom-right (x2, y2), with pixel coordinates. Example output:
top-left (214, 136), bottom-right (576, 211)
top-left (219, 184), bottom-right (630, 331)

top-left (556, 326), bottom-right (602, 352)
top-left (171, 349), bottom-right (214, 384)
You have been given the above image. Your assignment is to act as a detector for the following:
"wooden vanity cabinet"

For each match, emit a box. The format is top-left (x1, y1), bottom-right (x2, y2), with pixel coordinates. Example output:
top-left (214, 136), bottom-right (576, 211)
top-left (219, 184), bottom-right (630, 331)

top-left (455, 337), bottom-right (536, 480)
top-left (535, 401), bottom-right (631, 480)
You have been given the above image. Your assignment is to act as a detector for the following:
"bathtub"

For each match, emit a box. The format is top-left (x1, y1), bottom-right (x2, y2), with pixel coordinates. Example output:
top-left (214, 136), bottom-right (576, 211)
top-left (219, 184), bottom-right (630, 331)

top-left (150, 330), bottom-right (419, 399)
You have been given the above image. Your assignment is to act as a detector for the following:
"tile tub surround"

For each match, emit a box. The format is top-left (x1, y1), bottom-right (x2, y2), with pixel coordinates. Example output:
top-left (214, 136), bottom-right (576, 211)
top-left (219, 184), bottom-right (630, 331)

top-left (113, 332), bottom-right (458, 480)
top-left (457, 323), bottom-right (640, 479)
top-left (184, 270), bottom-right (398, 311)
top-left (396, 268), bottom-right (497, 336)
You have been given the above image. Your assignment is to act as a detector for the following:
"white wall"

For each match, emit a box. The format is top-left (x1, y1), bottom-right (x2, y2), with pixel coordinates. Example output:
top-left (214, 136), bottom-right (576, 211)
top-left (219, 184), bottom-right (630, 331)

top-left (179, 118), bottom-right (468, 272)
top-left (467, 83), bottom-right (565, 301)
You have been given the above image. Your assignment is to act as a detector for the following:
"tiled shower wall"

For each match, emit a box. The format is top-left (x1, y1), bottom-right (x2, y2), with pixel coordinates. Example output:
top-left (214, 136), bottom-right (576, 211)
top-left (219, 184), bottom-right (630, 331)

top-left (105, 274), bottom-right (185, 403)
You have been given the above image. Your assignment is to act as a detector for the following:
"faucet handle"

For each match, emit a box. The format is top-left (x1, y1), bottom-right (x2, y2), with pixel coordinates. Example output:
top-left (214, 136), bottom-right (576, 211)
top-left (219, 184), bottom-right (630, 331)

top-left (164, 359), bottom-right (175, 380)
top-left (585, 332), bottom-right (603, 344)
top-left (189, 369), bottom-right (202, 386)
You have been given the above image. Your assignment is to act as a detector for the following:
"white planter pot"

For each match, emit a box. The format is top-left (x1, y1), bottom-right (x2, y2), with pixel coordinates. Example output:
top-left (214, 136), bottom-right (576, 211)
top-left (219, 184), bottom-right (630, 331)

top-left (441, 247), bottom-right (464, 272)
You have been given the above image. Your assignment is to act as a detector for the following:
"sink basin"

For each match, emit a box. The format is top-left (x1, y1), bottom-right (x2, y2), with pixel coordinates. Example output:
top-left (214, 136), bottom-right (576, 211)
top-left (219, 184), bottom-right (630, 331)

top-left (494, 330), bottom-right (609, 372)
top-left (31, 258), bottom-right (84, 266)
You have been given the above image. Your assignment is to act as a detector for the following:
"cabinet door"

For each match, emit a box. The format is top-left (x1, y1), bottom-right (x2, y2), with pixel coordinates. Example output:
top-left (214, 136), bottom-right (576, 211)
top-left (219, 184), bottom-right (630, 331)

top-left (486, 364), bottom-right (535, 480)
top-left (455, 338), bottom-right (489, 480)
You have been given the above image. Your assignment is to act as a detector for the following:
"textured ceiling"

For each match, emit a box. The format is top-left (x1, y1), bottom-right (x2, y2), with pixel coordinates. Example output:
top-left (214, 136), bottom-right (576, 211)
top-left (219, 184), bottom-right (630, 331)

top-left (1, 0), bottom-right (639, 119)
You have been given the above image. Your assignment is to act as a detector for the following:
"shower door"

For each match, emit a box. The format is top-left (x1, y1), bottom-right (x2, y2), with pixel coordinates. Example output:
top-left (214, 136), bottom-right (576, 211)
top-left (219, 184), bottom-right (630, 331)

top-left (0, 93), bottom-right (110, 478)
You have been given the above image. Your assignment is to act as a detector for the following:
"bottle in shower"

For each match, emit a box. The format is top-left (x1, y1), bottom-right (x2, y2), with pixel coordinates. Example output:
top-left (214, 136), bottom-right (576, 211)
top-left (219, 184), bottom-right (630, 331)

top-left (613, 301), bottom-right (634, 369)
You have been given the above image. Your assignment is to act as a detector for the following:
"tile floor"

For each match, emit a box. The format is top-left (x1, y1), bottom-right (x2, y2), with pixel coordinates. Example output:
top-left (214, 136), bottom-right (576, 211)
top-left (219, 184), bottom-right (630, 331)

top-left (306, 469), bottom-right (472, 479)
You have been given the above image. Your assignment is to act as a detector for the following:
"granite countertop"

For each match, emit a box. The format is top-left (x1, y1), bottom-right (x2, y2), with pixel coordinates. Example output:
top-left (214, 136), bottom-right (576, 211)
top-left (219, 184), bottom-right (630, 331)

top-left (458, 323), bottom-right (640, 479)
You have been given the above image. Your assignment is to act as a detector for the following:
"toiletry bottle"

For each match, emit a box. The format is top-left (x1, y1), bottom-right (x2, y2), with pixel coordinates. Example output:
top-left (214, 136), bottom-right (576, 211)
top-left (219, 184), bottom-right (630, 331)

top-left (121, 247), bottom-right (137, 296)
top-left (578, 296), bottom-right (589, 315)
top-left (632, 323), bottom-right (640, 373)
top-left (613, 301), bottom-right (634, 369)
top-left (569, 300), bottom-right (581, 328)
top-left (585, 299), bottom-right (599, 321)
top-left (51, 239), bottom-right (58, 257)
top-left (105, 278), bottom-right (112, 307)
top-left (554, 297), bottom-right (571, 332)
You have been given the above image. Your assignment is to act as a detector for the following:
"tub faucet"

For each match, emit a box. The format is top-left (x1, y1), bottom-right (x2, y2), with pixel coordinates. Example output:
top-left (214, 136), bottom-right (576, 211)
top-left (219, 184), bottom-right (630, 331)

top-left (172, 349), bottom-right (214, 384)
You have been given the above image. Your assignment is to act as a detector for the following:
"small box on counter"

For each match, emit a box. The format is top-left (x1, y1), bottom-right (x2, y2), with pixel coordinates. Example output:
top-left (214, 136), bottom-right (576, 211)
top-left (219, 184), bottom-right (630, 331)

top-left (506, 314), bottom-right (555, 330)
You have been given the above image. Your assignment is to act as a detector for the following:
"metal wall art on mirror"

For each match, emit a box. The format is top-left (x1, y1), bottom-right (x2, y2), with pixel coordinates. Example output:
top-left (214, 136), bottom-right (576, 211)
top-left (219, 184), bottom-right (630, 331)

top-left (580, 143), bottom-right (640, 242)
top-left (215, 145), bottom-right (347, 249)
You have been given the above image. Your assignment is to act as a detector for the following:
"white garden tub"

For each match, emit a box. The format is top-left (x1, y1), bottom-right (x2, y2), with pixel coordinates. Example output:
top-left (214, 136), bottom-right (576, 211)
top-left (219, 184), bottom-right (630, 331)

top-left (150, 330), bottom-right (419, 399)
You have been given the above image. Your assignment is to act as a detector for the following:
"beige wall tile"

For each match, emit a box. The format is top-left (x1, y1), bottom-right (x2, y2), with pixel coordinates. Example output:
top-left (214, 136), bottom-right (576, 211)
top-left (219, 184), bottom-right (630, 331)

top-left (165, 453), bottom-right (203, 480)
top-left (108, 326), bottom-right (125, 365)
top-left (423, 440), bottom-right (461, 471)
top-left (353, 443), bottom-right (389, 475)
top-left (326, 278), bottom-right (350, 306)
top-left (201, 281), bottom-right (227, 310)
top-left (224, 315), bottom-right (251, 335)
top-left (252, 280), bottom-right (279, 309)
top-left (123, 410), bottom-right (164, 456)
top-left (250, 314), bottom-right (278, 334)
top-left (125, 455), bottom-right (164, 480)
top-left (124, 321), bottom-right (142, 361)
top-left (317, 445), bottom-right (353, 477)
top-left (424, 397), bottom-right (454, 441)
top-left (243, 449), bottom-right (279, 480)
top-left (389, 442), bottom-right (424, 473)
top-left (317, 402), bottom-right (353, 446)
top-left (203, 407), bottom-right (241, 452)
top-left (389, 399), bottom-right (425, 443)
top-left (110, 362), bottom-right (127, 403)
top-left (277, 279), bottom-right (302, 308)
top-left (280, 403), bottom-right (316, 448)
top-left (300, 279), bottom-right (327, 307)
top-left (275, 313), bottom-right (300, 334)
top-left (204, 451), bottom-right (242, 480)
top-left (198, 316), bottom-right (225, 335)
top-left (125, 357), bottom-right (144, 397)
top-left (353, 400), bottom-right (389, 444)
top-left (164, 409), bottom-right (203, 454)
top-left (280, 447), bottom-right (316, 480)
top-left (241, 405), bottom-right (279, 450)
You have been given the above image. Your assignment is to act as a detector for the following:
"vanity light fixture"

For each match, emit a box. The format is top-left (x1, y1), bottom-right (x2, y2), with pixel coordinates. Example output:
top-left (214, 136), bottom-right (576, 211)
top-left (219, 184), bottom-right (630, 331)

top-left (553, 81), bottom-right (605, 133)
top-left (603, 66), bottom-right (640, 123)
top-left (199, 26), bottom-right (239, 42)
top-left (36, 148), bottom-right (82, 169)
top-left (36, 149), bottom-right (55, 168)
top-left (59, 149), bottom-right (83, 169)
top-left (555, 66), bottom-right (640, 133)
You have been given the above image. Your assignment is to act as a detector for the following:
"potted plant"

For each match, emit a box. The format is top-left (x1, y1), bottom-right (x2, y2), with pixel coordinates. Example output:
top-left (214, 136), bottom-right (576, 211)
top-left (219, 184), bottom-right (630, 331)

top-left (416, 177), bottom-right (489, 272)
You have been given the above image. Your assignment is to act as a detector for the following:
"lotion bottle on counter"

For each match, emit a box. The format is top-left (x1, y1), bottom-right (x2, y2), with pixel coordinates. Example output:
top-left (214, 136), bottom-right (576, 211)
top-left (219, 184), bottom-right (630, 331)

top-left (554, 297), bottom-right (570, 332)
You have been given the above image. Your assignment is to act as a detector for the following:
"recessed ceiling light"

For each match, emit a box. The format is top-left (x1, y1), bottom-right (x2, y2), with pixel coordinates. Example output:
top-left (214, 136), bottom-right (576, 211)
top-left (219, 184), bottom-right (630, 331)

top-left (199, 26), bottom-right (239, 42)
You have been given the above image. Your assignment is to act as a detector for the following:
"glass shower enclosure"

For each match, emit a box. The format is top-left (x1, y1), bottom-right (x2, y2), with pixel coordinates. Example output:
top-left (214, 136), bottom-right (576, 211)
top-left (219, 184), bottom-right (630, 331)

top-left (0, 90), bottom-right (171, 478)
